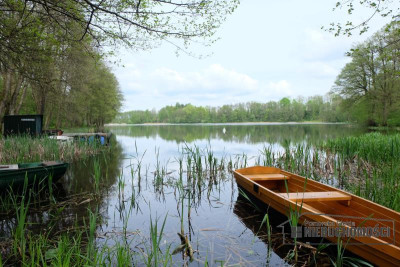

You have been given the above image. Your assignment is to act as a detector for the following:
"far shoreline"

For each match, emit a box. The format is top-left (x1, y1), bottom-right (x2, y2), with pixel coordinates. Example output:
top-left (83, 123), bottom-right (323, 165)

top-left (105, 121), bottom-right (351, 126)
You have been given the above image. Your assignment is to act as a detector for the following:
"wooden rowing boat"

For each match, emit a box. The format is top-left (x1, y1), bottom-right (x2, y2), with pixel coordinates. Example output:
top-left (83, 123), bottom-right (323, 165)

top-left (233, 166), bottom-right (400, 266)
top-left (0, 161), bottom-right (69, 189)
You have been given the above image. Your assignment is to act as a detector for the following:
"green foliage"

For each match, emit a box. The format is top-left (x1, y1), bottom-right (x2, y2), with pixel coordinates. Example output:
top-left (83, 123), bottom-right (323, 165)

top-left (65, 60), bottom-right (123, 128)
top-left (323, 132), bottom-right (400, 164)
top-left (0, 0), bottom-right (238, 130)
top-left (0, 0), bottom-right (239, 57)
top-left (322, 132), bottom-right (400, 210)
top-left (334, 22), bottom-right (400, 126)
top-left (327, 1), bottom-right (399, 37)
top-left (115, 95), bottom-right (347, 124)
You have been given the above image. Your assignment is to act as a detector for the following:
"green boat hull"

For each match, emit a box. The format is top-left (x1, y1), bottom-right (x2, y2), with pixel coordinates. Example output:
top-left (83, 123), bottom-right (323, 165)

top-left (0, 162), bottom-right (69, 189)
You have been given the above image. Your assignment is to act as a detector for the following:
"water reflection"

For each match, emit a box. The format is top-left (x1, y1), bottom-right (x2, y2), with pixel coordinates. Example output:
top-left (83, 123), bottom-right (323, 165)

top-left (0, 142), bottom-right (124, 242)
top-left (108, 123), bottom-right (364, 146)
top-left (62, 142), bottom-right (124, 194)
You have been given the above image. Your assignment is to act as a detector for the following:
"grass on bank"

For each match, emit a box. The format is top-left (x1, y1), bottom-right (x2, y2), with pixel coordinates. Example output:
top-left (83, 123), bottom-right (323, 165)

top-left (0, 135), bottom-right (110, 164)
top-left (321, 132), bottom-right (400, 211)
top-left (323, 132), bottom-right (400, 163)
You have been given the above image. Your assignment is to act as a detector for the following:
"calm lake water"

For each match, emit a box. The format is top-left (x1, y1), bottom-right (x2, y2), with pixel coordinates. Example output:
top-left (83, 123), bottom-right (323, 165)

top-left (6, 123), bottom-right (369, 266)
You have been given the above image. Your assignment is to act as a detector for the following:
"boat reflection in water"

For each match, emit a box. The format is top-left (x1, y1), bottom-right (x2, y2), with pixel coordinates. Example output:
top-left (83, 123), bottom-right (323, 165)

top-left (234, 191), bottom-right (333, 266)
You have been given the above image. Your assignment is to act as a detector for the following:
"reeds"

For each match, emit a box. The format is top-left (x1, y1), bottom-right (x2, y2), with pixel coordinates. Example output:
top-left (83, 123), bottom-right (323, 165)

top-left (145, 214), bottom-right (171, 266)
top-left (323, 132), bottom-right (400, 164)
top-left (92, 159), bottom-right (101, 192)
top-left (0, 135), bottom-right (108, 164)
top-left (12, 190), bottom-right (30, 262)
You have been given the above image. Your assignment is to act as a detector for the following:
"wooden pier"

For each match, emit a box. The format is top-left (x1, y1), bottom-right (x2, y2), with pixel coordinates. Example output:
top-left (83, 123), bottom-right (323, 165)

top-left (62, 132), bottom-right (113, 145)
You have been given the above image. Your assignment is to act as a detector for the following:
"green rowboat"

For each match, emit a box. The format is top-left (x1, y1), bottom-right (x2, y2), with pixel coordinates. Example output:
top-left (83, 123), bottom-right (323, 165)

top-left (0, 161), bottom-right (69, 189)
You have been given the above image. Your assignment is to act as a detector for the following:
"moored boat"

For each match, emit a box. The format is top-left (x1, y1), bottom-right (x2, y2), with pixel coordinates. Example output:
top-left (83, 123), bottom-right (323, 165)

top-left (0, 161), bottom-right (69, 189)
top-left (233, 166), bottom-right (400, 266)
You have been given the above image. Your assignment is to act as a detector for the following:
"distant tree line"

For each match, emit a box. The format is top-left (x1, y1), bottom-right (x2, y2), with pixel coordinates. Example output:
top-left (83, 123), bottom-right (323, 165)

top-left (114, 95), bottom-right (347, 124)
top-left (334, 22), bottom-right (400, 126)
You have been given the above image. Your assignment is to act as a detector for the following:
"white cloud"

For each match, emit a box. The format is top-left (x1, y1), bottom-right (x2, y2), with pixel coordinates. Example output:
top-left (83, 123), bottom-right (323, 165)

top-left (267, 80), bottom-right (292, 95)
top-left (300, 62), bottom-right (340, 79)
top-left (119, 64), bottom-right (294, 110)
top-left (299, 29), bottom-right (352, 62)
top-left (291, 29), bottom-right (355, 82)
top-left (149, 64), bottom-right (259, 94)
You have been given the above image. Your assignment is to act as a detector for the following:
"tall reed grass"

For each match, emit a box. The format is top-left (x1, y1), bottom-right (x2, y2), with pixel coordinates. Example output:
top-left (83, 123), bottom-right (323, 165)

top-left (323, 132), bottom-right (400, 164)
top-left (0, 135), bottom-right (108, 164)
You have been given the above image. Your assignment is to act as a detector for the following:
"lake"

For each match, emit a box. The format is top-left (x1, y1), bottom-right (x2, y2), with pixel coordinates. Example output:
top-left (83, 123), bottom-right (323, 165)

top-left (5, 123), bottom-right (368, 266)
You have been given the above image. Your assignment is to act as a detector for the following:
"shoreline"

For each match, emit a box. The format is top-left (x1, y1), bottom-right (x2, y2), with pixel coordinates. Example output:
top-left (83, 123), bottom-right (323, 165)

top-left (105, 121), bottom-right (351, 126)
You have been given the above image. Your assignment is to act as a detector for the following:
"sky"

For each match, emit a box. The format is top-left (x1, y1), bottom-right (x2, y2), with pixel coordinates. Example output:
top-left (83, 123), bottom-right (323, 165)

top-left (112, 0), bottom-right (393, 112)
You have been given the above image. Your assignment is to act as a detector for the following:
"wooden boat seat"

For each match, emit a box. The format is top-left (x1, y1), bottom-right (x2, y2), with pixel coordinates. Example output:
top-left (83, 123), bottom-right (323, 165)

top-left (42, 161), bottom-right (58, 166)
top-left (279, 191), bottom-right (351, 206)
top-left (245, 173), bottom-right (289, 181)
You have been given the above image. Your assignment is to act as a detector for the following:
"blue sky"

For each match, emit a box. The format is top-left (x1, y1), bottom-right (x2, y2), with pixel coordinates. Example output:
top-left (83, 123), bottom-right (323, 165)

top-left (113, 0), bottom-right (393, 111)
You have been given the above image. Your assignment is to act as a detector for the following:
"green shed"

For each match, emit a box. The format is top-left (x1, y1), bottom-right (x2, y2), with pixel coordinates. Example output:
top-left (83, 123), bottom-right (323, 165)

top-left (3, 115), bottom-right (43, 136)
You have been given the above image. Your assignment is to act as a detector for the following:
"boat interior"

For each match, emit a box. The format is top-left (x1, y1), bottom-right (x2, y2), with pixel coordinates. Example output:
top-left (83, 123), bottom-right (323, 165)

top-left (251, 173), bottom-right (352, 205)
top-left (235, 166), bottom-right (400, 247)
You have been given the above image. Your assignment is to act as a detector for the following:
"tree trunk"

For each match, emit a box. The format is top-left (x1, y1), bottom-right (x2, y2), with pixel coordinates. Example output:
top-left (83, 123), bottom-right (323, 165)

top-left (0, 70), bottom-right (12, 133)
top-left (45, 108), bottom-right (53, 129)
top-left (14, 85), bottom-right (27, 115)
top-left (9, 75), bottom-right (24, 115)
top-left (35, 86), bottom-right (47, 115)
top-left (382, 99), bottom-right (388, 126)
top-left (55, 82), bottom-right (68, 129)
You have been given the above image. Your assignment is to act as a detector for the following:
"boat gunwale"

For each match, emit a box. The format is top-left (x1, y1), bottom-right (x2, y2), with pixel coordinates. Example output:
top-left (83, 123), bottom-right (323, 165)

top-left (233, 166), bottom-right (400, 260)
top-left (0, 162), bottom-right (68, 173)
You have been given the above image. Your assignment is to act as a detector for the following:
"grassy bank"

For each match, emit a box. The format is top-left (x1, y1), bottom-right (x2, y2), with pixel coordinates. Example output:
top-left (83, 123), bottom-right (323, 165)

top-left (323, 132), bottom-right (400, 163)
top-left (0, 136), bottom-right (110, 164)
top-left (321, 132), bottom-right (400, 210)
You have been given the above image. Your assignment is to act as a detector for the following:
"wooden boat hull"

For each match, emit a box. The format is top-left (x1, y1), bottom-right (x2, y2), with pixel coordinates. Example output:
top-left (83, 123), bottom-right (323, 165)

top-left (0, 162), bottom-right (69, 189)
top-left (233, 166), bottom-right (400, 267)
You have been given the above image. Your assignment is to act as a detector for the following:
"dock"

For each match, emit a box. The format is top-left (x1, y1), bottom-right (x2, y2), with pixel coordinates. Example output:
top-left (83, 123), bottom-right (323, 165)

top-left (62, 132), bottom-right (113, 145)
